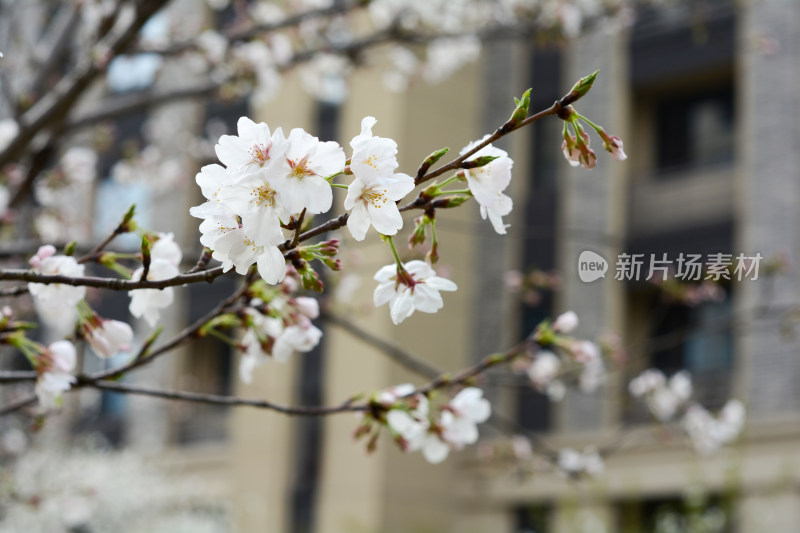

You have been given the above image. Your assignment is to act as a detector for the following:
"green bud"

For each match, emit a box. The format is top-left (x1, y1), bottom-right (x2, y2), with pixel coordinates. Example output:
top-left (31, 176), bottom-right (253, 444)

top-left (435, 195), bottom-right (471, 209)
top-left (508, 88), bottom-right (531, 127)
top-left (566, 70), bottom-right (598, 103)
top-left (426, 240), bottom-right (439, 264)
top-left (461, 155), bottom-right (499, 169)
top-left (119, 204), bottom-right (137, 232)
top-left (408, 217), bottom-right (428, 248)
top-left (63, 241), bottom-right (76, 256)
top-left (416, 147), bottom-right (450, 178)
top-left (300, 266), bottom-right (324, 293)
top-left (140, 236), bottom-right (151, 275)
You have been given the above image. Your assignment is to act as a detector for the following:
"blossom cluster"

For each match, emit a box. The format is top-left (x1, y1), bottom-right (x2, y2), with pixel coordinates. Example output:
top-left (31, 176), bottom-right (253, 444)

top-left (191, 116), bottom-right (417, 285)
top-left (370, 385), bottom-right (491, 464)
top-left (517, 311), bottom-right (607, 401)
top-left (557, 446), bottom-right (605, 477)
top-left (238, 277), bottom-right (323, 383)
top-left (629, 368), bottom-right (746, 454)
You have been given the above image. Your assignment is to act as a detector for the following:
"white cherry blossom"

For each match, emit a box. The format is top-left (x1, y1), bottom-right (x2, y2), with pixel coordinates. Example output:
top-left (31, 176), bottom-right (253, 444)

top-left (129, 233), bottom-right (182, 327)
top-left (373, 260), bottom-right (457, 325)
top-left (83, 319), bottom-right (134, 359)
top-left (218, 170), bottom-right (288, 246)
top-left (440, 387), bottom-right (491, 447)
top-left (35, 340), bottom-right (77, 410)
top-left (552, 310), bottom-right (579, 333)
top-left (527, 351), bottom-right (561, 390)
top-left (239, 302), bottom-right (323, 383)
top-left (268, 128), bottom-right (345, 214)
top-left (460, 137), bottom-right (514, 234)
top-left (215, 117), bottom-right (287, 174)
top-left (345, 116), bottom-right (414, 240)
top-left (190, 201), bottom-right (287, 284)
top-left (28, 245), bottom-right (86, 309)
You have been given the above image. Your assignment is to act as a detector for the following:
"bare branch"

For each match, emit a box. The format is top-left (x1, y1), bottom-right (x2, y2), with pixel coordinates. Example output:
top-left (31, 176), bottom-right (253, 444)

top-left (80, 379), bottom-right (365, 416)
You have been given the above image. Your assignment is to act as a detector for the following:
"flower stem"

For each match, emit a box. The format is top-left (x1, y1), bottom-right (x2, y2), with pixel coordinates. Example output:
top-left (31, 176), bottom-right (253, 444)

top-left (331, 183), bottom-right (349, 189)
top-left (386, 236), bottom-right (404, 270)
top-left (207, 327), bottom-right (239, 346)
top-left (574, 113), bottom-right (603, 135)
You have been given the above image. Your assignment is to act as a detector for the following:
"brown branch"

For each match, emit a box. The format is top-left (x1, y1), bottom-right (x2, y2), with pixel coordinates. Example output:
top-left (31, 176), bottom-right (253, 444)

top-left (0, 266), bottom-right (226, 290)
top-left (79, 379), bottom-right (364, 415)
top-left (0, 0), bottom-right (169, 169)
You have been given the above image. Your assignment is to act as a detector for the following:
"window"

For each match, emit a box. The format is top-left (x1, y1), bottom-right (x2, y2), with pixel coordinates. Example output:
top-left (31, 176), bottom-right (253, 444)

top-left (655, 86), bottom-right (734, 173)
top-left (517, 505), bottom-right (550, 533)
top-left (618, 494), bottom-right (732, 533)
top-left (625, 291), bottom-right (734, 425)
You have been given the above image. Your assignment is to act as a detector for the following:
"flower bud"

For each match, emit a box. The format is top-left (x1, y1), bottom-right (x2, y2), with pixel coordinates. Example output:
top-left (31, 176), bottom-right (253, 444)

top-left (565, 70), bottom-right (598, 104)
top-left (416, 147), bottom-right (449, 179)
top-left (507, 88), bottom-right (531, 128)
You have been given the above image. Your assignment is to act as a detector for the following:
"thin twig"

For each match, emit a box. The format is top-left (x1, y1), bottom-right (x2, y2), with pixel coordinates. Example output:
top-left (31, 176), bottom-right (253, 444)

top-left (81, 379), bottom-right (365, 415)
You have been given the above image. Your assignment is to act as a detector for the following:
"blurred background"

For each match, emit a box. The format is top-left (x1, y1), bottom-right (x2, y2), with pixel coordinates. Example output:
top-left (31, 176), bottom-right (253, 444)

top-left (1, 0), bottom-right (799, 532)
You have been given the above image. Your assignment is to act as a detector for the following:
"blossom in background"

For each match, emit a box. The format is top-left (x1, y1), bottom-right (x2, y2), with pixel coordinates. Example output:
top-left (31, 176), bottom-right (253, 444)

top-left (373, 260), bottom-right (457, 325)
top-left (526, 350), bottom-right (564, 400)
top-left (345, 116), bottom-right (415, 240)
top-left (34, 340), bottom-right (77, 410)
top-left (27, 245), bottom-right (86, 309)
top-left (60, 146), bottom-right (98, 185)
top-left (629, 369), bottom-right (692, 421)
top-left (384, 385), bottom-right (492, 464)
top-left (129, 233), bottom-right (182, 327)
top-left (460, 136), bottom-right (514, 235)
top-left (557, 446), bottom-right (604, 477)
top-left (0, 118), bottom-right (18, 152)
top-left (683, 400), bottom-right (745, 455)
top-left (552, 310), bottom-right (579, 333)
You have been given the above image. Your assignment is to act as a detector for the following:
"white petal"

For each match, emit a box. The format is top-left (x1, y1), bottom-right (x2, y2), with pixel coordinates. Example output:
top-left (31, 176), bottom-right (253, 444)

top-left (347, 202), bottom-right (371, 241)
top-left (422, 435), bottom-right (450, 464)
top-left (256, 246), bottom-right (287, 285)
top-left (389, 289), bottom-right (415, 324)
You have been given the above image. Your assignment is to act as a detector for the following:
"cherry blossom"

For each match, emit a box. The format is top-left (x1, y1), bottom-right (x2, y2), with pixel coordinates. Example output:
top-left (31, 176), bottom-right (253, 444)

top-left (526, 350), bottom-right (562, 391)
top-left (129, 233), bottom-right (182, 327)
top-left (239, 299), bottom-right (323, 383)
top-left (629, 369), bottom-right (692, 422)
top-left (82, 318), bottom-right (134, 359)
top-left (215, 117), bottom-right (287, 174)
top-left (557, 446), bottom-right (604, 476)
top-left (34, 340), bottom-right (77, 410)
top-left (683, 400), bottom-right (745, 455)
top-left (373, 260), bottom-right (457, 325)
top-left (218, 170), bottom-right (288, 246)
top-left (552, 310), bottom-right (579, 333)
top-left (345, 116), bottom-right (414, 240)
top-left (440, 387), bottom-right (491, 448)
top-left (27, 245), bottom-right (86, 309)
top-left (268, 128), bottom-right (344, 214)
top-left (384, 390), bottom-right (451, 464)
top-left (460, 136), bottom-right (514, 234)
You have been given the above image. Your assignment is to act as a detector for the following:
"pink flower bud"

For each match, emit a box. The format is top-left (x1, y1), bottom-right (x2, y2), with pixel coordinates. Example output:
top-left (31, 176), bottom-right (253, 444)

top-left (29, 244), bottom-right (57, 269)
